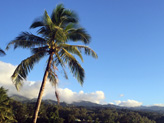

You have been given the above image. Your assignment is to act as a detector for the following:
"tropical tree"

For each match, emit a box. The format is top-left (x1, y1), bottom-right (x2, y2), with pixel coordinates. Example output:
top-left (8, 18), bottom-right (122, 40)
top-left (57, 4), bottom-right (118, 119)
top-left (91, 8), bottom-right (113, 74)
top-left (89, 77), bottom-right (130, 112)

top-left (0, 48), bottom-right (5, 56)
top-left (0, 87), bottom-right (16, 122)
top-left (6, 4), bottom-right (97, 123)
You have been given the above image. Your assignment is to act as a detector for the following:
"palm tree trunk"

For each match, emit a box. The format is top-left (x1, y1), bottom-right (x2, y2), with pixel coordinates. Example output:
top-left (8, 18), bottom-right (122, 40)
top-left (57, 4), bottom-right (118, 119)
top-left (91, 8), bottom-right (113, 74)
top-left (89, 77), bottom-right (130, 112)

top-left (33, 53), bottom-right (53, 123)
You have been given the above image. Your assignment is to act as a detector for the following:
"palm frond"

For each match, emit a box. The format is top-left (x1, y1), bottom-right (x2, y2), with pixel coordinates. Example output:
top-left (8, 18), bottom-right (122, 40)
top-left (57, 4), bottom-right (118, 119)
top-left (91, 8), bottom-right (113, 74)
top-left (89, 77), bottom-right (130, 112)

top-left (67, 28), bottom-right (91, 44)
top-left (64, 23), bottom-right (79, 35)
top-left (48, 67), bottom-right (58, 86)
top-left (43, 10), bottom-right (54, 30)
top-left (0, 48), bottom-right (6, 56)
top-left (61, 9), bottom-right (78, 23)
top-left (59, 10), bottom-right (78, 27)
top-left (30, 19), bottom-right (44, 29)
top-left (61, 48), bottom-right (84, 85)
top-left (51, 4), bottom-right (65, 25)
top-left (55, 27), bottom-right (67, 43)
top-left (51, 4), bottom-right (78, 26)
top-left (61, 66), bottom-right (68, 79)
top-left (64, 23), bottom-right (76, 32)
top-left (54, 53), bottom-right (68, 79)
top-left (31, 46), bottom-right (48, 55)
top-left (74, 45), bottom-right (98, 58)
top-left (37, 27), bottom-right (51, 38)
top-left (68, 58), bottom-right (84, 85)
top-left (6, 32), bottom-right (46, 50)
top-left (12, 51), bottom-right (46, 90)
top-left (36, 23), bottom-right (66, 43)
top-left (58, 44), bottom-right (83, 62)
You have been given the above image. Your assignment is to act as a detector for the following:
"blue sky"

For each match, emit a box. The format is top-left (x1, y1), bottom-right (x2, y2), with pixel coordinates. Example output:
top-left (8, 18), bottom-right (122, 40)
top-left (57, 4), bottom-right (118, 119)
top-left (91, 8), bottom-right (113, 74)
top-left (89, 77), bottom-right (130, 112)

top-left (1, 0), bottom-right (164, 106)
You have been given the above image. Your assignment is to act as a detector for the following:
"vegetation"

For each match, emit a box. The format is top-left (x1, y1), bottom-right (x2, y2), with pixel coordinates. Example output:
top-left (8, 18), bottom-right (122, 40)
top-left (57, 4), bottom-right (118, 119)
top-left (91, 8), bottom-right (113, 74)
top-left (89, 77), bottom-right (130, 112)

top-left (6, 4), bottom-right (97, 123)
top-left (1, 86), bottom-right (164, 123)
top-left (0, 87), bottom-right (16, 122)
top-left (9, 102), bottom-right (164, 123)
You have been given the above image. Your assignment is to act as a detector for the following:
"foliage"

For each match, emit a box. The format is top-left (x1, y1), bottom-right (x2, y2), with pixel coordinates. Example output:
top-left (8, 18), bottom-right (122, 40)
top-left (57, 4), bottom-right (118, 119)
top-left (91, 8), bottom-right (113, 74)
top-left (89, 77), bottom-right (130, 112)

top-left (1, 88), bottom-right (163, 123)
top-left (9, 101), bottom-right (159, 123)
top-left (0, 87), bottom-right (16, 122)
top-left (10, 100), bottom-right (30, 122)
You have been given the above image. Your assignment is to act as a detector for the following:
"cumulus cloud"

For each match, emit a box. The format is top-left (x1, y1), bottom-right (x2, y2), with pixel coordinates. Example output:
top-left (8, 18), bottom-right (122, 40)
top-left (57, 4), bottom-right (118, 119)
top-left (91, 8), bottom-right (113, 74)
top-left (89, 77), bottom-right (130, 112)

top-left (0, 61), bottom-right (41, 98)
top-left (0, 61), bottom-right (105, 104)
top-left (153, 104), bottom-right (164, 107)
top-left (0, 61), bottom-right (16, 85)
top-left (113, 99), bottom-right (142, 107)
top-left (45, 88), bottom-right (105, 104)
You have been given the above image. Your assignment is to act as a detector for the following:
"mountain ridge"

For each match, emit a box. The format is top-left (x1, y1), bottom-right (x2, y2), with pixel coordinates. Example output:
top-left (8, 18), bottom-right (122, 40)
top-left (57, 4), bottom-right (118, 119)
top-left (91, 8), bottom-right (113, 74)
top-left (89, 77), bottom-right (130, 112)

top-left (10, 95), bottom-right (164, 114)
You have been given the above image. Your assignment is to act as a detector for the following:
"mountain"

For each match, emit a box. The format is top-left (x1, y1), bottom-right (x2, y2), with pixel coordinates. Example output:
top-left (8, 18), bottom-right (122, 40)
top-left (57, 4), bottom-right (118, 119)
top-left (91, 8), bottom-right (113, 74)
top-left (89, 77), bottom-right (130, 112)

top-left (72, 101), bottom-right (102, 107)
top-left (10, 95), bottom-right (69, 106)
top-left (130, 106), bottom-right (164, 114)
top-left (10, 95), bottom-right (29, 102)
top-left (10, 95), bottom-right (164, 114)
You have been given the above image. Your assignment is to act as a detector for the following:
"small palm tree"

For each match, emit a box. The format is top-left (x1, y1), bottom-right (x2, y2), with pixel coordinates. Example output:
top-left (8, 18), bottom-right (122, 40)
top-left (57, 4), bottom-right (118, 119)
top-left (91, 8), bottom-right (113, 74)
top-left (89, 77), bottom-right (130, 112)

top-left (6, 4), bottom-right (97, 123)
top-left (0, 87), bottom-right (16, 122)
top-left (0, 48), bottom-right (5, 56)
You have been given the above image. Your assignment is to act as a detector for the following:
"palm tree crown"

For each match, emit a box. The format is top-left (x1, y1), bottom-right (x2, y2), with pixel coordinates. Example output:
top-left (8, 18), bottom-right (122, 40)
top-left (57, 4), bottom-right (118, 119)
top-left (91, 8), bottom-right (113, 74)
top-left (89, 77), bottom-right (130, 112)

top-left (7, 4), bottom-right (97, 90)
top-left (6, 4), bottom-right (97, 123)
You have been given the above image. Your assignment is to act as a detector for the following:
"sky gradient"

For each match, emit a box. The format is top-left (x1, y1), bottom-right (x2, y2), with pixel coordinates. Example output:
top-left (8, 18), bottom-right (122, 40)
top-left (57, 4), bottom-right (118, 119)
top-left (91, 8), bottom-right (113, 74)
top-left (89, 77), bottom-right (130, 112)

top-left (1, 0), bottom-right (164, 107)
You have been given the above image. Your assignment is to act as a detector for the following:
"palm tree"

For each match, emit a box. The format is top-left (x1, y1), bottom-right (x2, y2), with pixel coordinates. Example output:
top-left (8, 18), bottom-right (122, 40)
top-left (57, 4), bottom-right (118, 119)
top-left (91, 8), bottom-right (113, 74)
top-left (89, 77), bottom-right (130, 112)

top-left (0, 48), bottom-right (5, 56)
top-left (0, 87), bottom-right (16, 122)
top-left (6, 4), bottom-right (97, 123)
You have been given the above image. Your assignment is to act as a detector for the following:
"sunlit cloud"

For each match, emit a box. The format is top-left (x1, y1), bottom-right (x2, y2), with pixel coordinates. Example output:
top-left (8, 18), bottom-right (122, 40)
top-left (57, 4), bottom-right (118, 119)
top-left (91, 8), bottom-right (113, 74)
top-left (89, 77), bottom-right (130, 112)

top-left (0, 61), bottom-right (105, 104)
top-left (109, 102), bottom-right (114, 105)
top-left (113, 99), bottom-right (142, 107)
top-left (153, 104), bottom-right (164, 107)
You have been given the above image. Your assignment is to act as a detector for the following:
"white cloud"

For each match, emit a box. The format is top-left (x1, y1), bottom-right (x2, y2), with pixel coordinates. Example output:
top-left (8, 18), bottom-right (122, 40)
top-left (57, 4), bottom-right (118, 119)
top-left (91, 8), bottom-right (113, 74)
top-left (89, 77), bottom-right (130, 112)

top-left (109, 102), bottom-right (114, 105)
top-left (153, 104), bottom-right (164, 107)
top-left (0, 61), bottom-right (16, 85)
top-left (47, 88), bottom-right (105, 104)
top-left (0, 61), bottom-right (105, 104)
top-left (113, 99), bottom-right (142, 107)
top-left (119, 94), bottom-right (124, 97)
